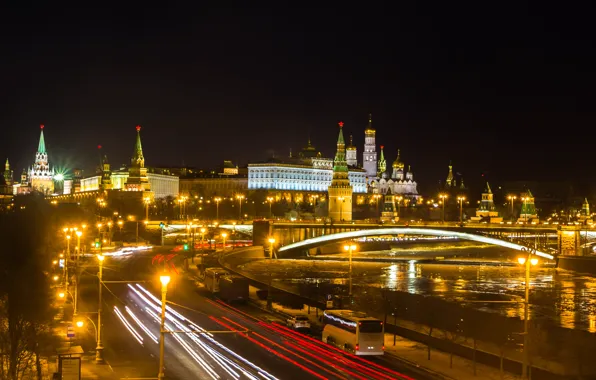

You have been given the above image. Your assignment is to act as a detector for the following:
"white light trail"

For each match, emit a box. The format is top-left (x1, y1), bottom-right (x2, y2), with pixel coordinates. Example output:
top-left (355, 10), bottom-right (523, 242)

top-left (125, 306), bottom-right (159, 344)
top-left (130, 284), bottom-right (279, 380)
top-left (113, 306), bottom-right (144, 345)
top-left (278, 227), bottom-right (555, 260)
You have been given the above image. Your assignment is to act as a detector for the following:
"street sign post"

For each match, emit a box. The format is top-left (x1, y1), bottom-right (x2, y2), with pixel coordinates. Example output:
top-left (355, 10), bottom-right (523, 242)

top-left (59, 357), bottom-right (81, 380)
top-left (66, 324), bottom-right (75, 338)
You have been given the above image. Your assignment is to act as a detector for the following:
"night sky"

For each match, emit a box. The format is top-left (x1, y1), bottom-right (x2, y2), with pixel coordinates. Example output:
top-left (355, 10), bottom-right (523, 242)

top-left (1, 4), bottom-right (595, 194)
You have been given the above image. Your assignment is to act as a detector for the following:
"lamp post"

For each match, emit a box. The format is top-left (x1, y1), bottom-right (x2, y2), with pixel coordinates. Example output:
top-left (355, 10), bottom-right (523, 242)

top-left (439, 194), bottom-right (448, 223)
top-left (343, 243), bottom-right (358, 302)
top-left (200, 227), bottom-right (206, 252)
top-left (457, 196), bottom-right (466, 224)
top-left (107, 221), bottom-right (112, 246)
top-left (75, 317), bottom-right (98, 347)
top-left (221, 232), bottom-right (227, 251)
top-left (144, 197), bottom-right (151, 221)
top-left (74, 231), bottom-right (82, 316)
top-left (373, 194), bottom-right (381, 219)
top-left (396, 196), bottom-right (403, 220)
top-left (158, 275), bottom-right (171, 380)
top-left (65, 235), bottom-right (71, 288)
top-left (236, 194), bottom-right (245, 220)
top-left (338, 196), bottom-right (345, 222)
top-left (267, 238), bottom-right (275, 310)
top-left (267, 196), bottom-right (274, 218)
top-left (507, 195), bottom-right (517, 222)
top-left (518, 249), bottom-right (539, 379)
top-left (117, 220), bottom-right (123, 234)
top-left (96, 254), bottom-right (105, 363)
top-left (214, 197), bottom-right (221, 220)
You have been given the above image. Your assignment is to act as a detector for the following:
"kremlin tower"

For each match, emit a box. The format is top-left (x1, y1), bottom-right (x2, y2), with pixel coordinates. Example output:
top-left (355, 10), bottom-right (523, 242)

top-left (346, 135), bottom-right (357, 167)
top-left (28, 124), bottom-right (55, 194)
top-left (328, 121), bottom-right (353, 222)
top-left (362, 114), bottom-right (377, 179)
top-left (125, 125), bottom-right (151, 192)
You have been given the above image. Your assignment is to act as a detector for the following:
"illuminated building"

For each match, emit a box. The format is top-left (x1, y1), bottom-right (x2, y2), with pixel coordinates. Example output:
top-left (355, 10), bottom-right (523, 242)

top-left (377, 145), bottom-right (386, 178)
top-left (369, 149), bottom-right (418, 199)
top-left (0, 159), bottom-right (13, 209)
top-left (346, 135), bottom-right (358, 167)
top-left (519, 189), bottom-right (539, 223)
top-left (362, 114), bottom-right (377, 178)
top-left (327, 122), bottom-right (353, 222)
top-left (470, 182), bottom-right (502, 223)
top-left (27, 124), bottom-right (55, 194)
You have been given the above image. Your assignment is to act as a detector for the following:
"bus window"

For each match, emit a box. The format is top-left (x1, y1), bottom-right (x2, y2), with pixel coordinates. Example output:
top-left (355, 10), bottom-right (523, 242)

top-left (359, 321), bottom-right (383, 333)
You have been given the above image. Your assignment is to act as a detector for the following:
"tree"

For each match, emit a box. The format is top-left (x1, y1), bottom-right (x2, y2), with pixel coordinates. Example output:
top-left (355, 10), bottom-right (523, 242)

top-left (0, 195), bottom-right (56, 379)
top-left (409, 295), bottom-right (444, 360)
top-left (442, 304), bottom-right (466, 368)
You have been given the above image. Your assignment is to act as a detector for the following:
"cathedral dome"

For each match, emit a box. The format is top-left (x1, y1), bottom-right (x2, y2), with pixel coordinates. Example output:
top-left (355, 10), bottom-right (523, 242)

top-left (392, 149), bottom-right (404, 169)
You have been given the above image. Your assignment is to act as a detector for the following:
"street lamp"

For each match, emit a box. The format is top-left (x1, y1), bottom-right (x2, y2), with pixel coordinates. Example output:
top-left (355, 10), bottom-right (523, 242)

top-left (106, 222), bottom-right (112, 245)
top-left (75, 316), bottom-right (98, 347)
top-left (158, 274), bottom-right (171, 380)
top-left (65, 235), bottom-right (71, 288)
top-left (221, 232), bottom-right (228, 250)
top-left (236, 194), bottom-right (245, 220)
top-left (396, 196), bottom-right (403, 220)
top-left (268, 237), bottom-right (275, 259)
top-left (439, 194), bottom-right (448, 223)
top-left (343, 243), bottom-right (358, 301)
top-left (457, 196), bottom-right (466, 224)
top-left (200, 227), bottom-right (206, 252)
top-left (144, 197), bottom-right (151, 221)
top-left (96, 254), bottom-right (105, 363)
top-left (267, 196), bottom-right (274, 218)
top-left (518, 250), bottom-right (538, 379)
top-left (507, 195), bottom-right (517, 222)
top-left (373, 194), bottom-right (382, 219)
top-left (214, 197), bottom-right (222, 220)
top-left (74, 230), bottom-right (83, 316)
top-left (117, 219), bottom-right (123, 234)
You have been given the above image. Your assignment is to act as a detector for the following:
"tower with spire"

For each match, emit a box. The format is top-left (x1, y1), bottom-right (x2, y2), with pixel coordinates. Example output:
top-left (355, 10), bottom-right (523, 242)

top-left (3, 159), bottom-right (13, 186)
top-left (346, 134), bottom-right (358, 167)
top-left (101, 154), bottom-right (112, 190)
top-left (471, 182), bottom-right (502, 223)
top-left (125, 125), bottom-right (151, 192)
top-left (363, 114), bottom-right (377, 178)
top-left (28, 124), bottom-right (55, 194)
top-left (391, 149), bottom-right (405, 180)
top-left (328, 121), bottom-right (353, 222)
top-left (377, 145), bottom-right (387, 178)
top-left (519, 189), bottom-right (538, 223)
top-left (445, 161), bottom-right (455, 188)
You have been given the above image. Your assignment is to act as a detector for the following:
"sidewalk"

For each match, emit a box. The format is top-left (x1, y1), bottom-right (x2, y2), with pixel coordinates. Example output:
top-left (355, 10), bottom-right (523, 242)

top-left (246, 285), bottom-right (522, 380)
top-left (47, 354), bottom-right (115, 380)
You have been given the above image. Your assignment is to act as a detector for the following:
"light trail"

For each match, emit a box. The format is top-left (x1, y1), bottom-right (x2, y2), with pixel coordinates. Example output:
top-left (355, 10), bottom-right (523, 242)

top-left (125, 306), bottom-right (159, 344)
top-left (129, 284), bottom-right (279, 380)
top-left (113, 306), bottom-right (144, 345)
top-left (278, 227), bottom-right (555, 259)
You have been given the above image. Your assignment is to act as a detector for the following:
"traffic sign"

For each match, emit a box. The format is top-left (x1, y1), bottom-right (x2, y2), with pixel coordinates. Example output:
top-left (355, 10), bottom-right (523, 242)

top-left (326, 294), bottom-right (332, 301)
top-left (66, 324), bottom-right (75, 338)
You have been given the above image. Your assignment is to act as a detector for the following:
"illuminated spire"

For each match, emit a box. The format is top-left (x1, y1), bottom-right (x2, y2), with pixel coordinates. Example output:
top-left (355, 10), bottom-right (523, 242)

top-left (131, 125), bottom-right (145, 167)
top-left (38, 124), bottom-right (46, 154)
top-left (333, 121), bottom-right (348, 173)
top-left (4, 158), bottom-right (8, 171)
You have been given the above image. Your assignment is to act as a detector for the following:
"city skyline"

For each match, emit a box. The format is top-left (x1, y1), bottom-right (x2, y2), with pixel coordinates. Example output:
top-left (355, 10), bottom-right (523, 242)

top-left (1, 5), bottom-right (595, 188)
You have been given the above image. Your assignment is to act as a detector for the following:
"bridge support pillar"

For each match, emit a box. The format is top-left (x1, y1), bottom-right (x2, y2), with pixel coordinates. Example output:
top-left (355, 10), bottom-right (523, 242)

top-left (558, 225), bottom-right (582, 256)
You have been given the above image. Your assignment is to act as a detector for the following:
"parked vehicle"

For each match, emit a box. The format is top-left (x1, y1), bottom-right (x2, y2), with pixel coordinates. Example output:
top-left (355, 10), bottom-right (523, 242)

top-left (322, 310), bottom-right (384, 356)
top-left (219, 275), bottom-right (249, 303)
top-left (286, 314), bottom-right (311, 331)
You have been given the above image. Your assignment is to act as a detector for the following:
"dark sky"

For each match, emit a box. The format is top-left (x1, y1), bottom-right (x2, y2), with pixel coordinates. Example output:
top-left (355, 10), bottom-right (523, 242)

top-left (1, 4), bottom-right (595, 194)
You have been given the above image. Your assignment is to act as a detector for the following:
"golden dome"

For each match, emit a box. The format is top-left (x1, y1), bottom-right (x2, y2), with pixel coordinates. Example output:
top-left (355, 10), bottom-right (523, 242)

top-left (392, 149), bottom-right (404, 169)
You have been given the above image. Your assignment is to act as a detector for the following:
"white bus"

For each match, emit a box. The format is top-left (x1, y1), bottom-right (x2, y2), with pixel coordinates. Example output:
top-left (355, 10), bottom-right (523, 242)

top-left (204, 268), bottom-right (229, 293)
top-left (322, 310), bottom-right (384, 356)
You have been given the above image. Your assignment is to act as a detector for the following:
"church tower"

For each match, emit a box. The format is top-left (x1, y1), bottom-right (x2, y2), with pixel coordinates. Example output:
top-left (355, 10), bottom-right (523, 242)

top-left (125, 125), bottom-right (151, 191)
top-left (101, 154), bottom-right (112, 190)
top-left (445, 161), bottom-right (455, 188)
top-left (328, 121), bottom-right (352, 222)
top-left (582, 198), bottom-right (590, 216)
top-left (363, 114), bottom-right (377, 178)
top-left (3, 159), bottom-right (13, 186)
top-left (391, 149), bottom-right (405, 180)
top-left (346, 135), bottom-right (358, 167)
top-left (377, 145), bottom-right (387, 178)
top-left (28, 124), bottom-right (54, 194)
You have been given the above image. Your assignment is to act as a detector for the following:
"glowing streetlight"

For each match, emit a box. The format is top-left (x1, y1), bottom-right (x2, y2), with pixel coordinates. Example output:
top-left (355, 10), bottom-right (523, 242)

top-left (214, 197), bottom-right (222, 220)
top-left (236, 194), bottom-right (245, 220)
top-left (439, 194), bottom-right (448, 223)
top-left (343, 243), bottom-right (358, 300)
top-left (457, 196), bottom-right (466, 224)
top-left (507, 195), bottom-right (517, 222)
top-left (96, 254), bottom-right (105, 363)
top-left (267, 196), bottom-right (274, 218)
top-left (221, 232), bottom-right (228, 250)
top-left (518, 249), bottom-right (539, 378)
top-left (158, 274), bottom-right (171, 380)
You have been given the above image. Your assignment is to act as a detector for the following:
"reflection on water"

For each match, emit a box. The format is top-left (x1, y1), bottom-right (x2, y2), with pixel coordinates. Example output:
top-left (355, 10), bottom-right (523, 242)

top-left (240, 246), bottom-right (596, 332)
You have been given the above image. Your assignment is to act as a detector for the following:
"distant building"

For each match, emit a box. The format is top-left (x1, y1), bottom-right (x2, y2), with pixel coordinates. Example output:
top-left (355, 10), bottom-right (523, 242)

top-left (178, 161), bottom-right (248, 197)
top-left (369, 149), bottom-right (419, 199)
top-left (26, 125), bottom-right (55, 195)
top-left (519, 190), bottom-right (539, 223)
top-left (362, 114), bottom-right (377, 178)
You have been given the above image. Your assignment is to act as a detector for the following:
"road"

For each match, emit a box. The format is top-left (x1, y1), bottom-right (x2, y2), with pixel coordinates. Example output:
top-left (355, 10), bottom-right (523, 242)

top-left (77, 249), bottom-right (433, 379)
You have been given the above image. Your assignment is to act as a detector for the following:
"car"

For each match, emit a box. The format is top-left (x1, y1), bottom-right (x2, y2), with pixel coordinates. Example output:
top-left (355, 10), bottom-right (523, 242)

top-left (287, 315), bottom-right (310, 331)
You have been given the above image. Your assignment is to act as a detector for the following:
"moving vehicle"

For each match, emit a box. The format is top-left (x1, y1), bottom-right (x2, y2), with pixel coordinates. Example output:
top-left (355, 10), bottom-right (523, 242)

top-left (219, 275), bottom-right (249, 303)
top-left (203, 268), bottom-right (229, 293)
top-left (322, 310), bottom-right (384, 355)
top-left (286, 314), bottom-right (310, 331)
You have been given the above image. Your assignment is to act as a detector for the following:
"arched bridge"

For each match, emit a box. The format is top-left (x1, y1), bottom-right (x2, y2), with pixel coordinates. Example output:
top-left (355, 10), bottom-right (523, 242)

top-left (277, 227), bottom-right (555, 260)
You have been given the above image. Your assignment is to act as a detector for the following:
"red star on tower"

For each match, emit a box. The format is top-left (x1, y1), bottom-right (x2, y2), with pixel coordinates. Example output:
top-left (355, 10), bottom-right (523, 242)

top-left (338, 121), bottom-right (344, 127)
